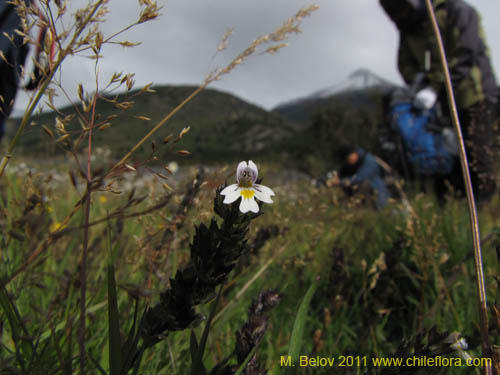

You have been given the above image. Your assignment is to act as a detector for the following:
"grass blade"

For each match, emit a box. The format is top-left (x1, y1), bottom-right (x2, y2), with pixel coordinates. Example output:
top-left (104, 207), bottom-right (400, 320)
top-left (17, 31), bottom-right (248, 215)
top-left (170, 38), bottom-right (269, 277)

top-left (108, 262), bottom-right (122, 374)
top-left (107, 224), bottom-right (122, 375)
top-left (120, 297), bottom-right (139, 363)
top-left (286, 279), bottom-right (318, 375)
top-left (0, 283), bottom-right (32, 370)
top-left (190, 330), bottom-right (199, 364)
top-left (88, 352), bottom-right (109, 375)
top-left (234, 344), bottom-right (259, 375)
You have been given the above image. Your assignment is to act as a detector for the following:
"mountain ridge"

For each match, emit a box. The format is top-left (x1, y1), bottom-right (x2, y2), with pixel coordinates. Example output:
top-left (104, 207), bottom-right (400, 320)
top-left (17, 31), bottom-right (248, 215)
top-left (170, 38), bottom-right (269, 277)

top-left (4, 68), bottom-right (399, 173)
top-left (273, 68), bottom-right (395, 111)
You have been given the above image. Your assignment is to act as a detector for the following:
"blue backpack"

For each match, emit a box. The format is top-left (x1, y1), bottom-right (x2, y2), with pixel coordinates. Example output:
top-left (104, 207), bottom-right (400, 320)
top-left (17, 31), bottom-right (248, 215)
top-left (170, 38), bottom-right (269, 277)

top-left (390, 102), bottom-right (456, 176)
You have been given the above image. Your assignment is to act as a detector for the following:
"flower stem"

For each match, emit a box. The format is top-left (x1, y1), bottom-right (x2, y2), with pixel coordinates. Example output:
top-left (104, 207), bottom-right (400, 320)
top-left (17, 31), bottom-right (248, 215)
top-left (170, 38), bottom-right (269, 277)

top-left (108, 84), bottom-right (205, 175)
top-left (190, 284), bottom-right (224, 375)
top-left (79, 93), bottom-right (97, 375)
top-left (424, 1), bottom-right (490, 373)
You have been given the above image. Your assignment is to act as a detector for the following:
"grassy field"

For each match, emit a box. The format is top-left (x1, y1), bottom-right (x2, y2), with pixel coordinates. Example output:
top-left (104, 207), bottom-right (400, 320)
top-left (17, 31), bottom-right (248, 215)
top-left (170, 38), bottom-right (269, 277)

top-left (1, 158), bottom-right (500, 374)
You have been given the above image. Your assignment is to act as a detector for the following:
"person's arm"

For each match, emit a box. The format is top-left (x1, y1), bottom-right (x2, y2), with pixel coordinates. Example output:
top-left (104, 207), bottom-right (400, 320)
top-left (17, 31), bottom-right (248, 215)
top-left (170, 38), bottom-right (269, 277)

top-left (445, 3), bottom-right (482, 87)
top-left (347, 154), bottom-right (379, 186)
top-left (424, 2), bottom-right (482, 94)
top-left (397, 36), bottom-right (420, 86)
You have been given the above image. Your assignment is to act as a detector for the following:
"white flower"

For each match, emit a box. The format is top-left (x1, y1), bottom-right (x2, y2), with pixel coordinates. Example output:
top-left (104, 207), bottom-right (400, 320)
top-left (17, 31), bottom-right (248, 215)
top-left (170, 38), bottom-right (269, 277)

top-left (450, 337), bottom-right (468, 351)
top-left (167, 161), bottom-right (179, 174)
top-left (220, 160), bottom-right (274, 213)
top-left (447, 333), bottom-right (472, 363)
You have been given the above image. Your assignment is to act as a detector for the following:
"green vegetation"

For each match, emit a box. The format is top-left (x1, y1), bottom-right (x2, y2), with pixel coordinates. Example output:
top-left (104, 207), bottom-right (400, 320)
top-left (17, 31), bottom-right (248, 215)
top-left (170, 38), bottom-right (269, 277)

top-left (2, 163), bottom-right (500, 374)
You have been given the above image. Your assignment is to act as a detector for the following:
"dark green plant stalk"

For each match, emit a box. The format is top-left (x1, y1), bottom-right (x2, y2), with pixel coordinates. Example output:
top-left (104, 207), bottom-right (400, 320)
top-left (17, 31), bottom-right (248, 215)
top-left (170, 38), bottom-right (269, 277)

top-left (190, 284), bottom-right (224, 375)
top-left (124, 186), bottom-right (262, 373)
top-left (424, 1), bottom-right (490, 373)
top-left (141, 187), bottom-right (260, 343)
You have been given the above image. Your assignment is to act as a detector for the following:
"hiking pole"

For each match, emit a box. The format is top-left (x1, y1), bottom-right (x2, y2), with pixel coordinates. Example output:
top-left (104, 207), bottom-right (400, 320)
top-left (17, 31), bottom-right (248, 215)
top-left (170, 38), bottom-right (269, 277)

top-left (423, 1), bottom-right (491, 374)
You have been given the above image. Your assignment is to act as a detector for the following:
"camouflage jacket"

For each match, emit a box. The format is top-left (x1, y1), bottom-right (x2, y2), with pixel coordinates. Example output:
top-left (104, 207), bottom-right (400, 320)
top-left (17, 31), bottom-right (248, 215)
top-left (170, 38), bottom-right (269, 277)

top-left (0, 0), bottom-right (31, 60)
top-left (397, 0), bottom-right (498, 109)
top-left (0, 0), bottom-right (31, 136)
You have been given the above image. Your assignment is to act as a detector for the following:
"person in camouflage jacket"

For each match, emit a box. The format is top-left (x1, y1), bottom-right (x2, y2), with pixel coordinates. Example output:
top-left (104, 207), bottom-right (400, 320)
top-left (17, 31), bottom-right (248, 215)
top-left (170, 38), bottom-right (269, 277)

top-left (380, 0), bottom-right (498, 202)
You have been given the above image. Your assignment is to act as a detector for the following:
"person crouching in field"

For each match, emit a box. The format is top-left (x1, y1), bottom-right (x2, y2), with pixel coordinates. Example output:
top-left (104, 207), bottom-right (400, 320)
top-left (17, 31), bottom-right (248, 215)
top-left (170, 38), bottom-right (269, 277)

top-left (327, 145), bottom-right (392, 210)
top-left (379, 0), bottom-right (499, 203)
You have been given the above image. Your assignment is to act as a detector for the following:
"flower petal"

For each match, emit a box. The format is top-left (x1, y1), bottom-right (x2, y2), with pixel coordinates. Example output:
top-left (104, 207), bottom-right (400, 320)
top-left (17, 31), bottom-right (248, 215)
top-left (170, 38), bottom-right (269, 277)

top-left (236, 161), bottom-right (248, 184)
top-left (248, 160), bottom-right (258, 180)
top-left (220, 184), bottom-right (241, 204)
top-left (220, 183), bottom-right (238, 196)
top-left (239, 197), bottom-right (259, 213)
top-left (237, 160), bottom-right (258, 186)
top-left (253, 184), bottom-right (275, 203)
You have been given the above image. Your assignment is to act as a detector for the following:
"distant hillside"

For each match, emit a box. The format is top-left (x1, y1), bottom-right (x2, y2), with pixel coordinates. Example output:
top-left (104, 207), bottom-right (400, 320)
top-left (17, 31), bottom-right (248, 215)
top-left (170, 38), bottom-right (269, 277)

top-left (4, 69), bottom-right (402, 175)
top-left (6, 85), bottom-right (296, 164)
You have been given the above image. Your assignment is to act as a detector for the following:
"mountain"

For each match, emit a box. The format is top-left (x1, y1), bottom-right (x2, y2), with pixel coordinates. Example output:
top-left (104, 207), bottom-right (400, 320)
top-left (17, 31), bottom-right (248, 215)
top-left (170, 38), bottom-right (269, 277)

top-left (273, 68), bottom-right (397, 126)
top-left (270, 69), bottom-right (400, 175)
top-left (307, 68), bottom-right (393, 99)
top-left (275, 68), bottom-right (393, 110)
top-left (6, 85), bottom-right (297, 164)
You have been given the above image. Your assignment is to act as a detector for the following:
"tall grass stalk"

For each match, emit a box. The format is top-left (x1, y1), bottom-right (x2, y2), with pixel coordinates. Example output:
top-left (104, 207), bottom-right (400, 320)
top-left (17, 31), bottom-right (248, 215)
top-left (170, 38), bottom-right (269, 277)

top-left (108, 5), bottom-right (319, 174)
top-left (79, 91), bottom-right (98, 375)
top-left (424, 1), bottom-right (490, 373)
top-left (108, 85), bottom-right (205, 174)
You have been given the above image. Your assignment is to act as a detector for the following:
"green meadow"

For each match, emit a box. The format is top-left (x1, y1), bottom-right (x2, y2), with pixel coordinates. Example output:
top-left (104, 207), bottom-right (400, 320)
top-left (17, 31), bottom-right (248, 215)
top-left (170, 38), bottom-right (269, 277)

top-left (2, 159), bottom-right (500, 374)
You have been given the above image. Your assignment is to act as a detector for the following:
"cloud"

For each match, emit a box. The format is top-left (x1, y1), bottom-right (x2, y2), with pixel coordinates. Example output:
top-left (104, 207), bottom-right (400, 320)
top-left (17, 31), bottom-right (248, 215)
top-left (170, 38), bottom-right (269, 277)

top-left (13, 0), bottom-right (500, 114)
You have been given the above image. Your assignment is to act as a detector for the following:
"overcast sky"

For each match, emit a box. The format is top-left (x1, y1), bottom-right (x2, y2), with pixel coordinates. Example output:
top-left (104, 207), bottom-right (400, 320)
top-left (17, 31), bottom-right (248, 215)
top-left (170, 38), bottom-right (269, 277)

top-left (14, 0), bottom-right (500, 114)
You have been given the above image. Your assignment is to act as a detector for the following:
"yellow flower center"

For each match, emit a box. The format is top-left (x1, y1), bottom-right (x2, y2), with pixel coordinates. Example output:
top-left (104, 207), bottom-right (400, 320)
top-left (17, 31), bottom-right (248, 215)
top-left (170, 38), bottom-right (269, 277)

top-left (240, 189), bottom-right (255, 200)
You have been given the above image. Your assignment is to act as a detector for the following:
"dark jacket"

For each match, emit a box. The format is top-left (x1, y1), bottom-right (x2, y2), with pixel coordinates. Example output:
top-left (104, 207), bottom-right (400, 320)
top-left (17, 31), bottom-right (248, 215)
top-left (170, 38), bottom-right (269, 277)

top-left (0, 0), bottom-right (31, 138)
top-left (382, 0), bottom-right (498, 109)
top-left (339, 148), bottom-right (391, 210)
